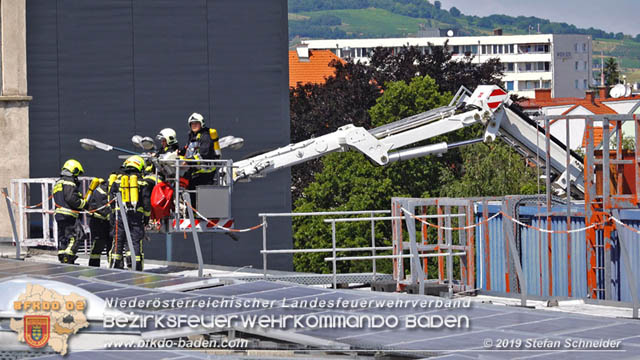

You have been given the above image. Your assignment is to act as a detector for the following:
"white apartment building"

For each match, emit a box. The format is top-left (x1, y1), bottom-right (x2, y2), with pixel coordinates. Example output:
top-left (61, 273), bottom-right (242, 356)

top-left (302, 34), bottom-right (592, 99)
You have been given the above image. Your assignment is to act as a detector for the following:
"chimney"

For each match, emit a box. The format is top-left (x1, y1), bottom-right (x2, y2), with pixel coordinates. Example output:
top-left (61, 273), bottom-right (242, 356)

top-left (585, 89), bottom-right (596, 104)
top-left (493, 28), bottom-right (503, 36)
top-left (596, 85), bottom-right (607, 99)
top-left (535, 88), bottom-right (551, 101)
top-left (296, 44), bottom-right (310, 62)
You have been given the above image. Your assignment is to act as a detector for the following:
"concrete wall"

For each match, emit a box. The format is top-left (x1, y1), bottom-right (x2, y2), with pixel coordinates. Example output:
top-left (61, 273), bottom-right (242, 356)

top-left (552, 34), bottom-right (592, 98)
top-left (0, 0), bottom-right (30, 240)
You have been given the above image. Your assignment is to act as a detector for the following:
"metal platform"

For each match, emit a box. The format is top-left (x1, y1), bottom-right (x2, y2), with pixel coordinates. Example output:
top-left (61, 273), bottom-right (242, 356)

top-left (234, 273), bottom-right (393, 286)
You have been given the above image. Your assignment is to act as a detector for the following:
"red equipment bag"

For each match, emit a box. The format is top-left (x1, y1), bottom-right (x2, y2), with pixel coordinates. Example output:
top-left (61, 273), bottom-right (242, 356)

top-left (150, 181), bottom-right (174, 220)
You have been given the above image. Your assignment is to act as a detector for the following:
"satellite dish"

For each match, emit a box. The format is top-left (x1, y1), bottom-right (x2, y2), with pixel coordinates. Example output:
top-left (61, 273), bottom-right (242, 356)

top-left (447, 30), bottom-right (454, 37)
top-left (610, 84), bottom-right (626, 98)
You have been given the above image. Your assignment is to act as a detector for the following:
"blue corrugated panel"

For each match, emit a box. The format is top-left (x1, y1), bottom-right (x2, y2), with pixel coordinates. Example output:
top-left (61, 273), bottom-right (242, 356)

top-left (475, 205), bottom-right (507, 293)
top-left (475, 204), bottom-right (588, 299)
top-left (611, 211), bottom-right (640, 303)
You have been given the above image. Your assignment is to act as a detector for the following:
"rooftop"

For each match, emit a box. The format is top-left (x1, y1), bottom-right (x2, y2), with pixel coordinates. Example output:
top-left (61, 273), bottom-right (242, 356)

top-left (289, 48), bottom-right (344, 88)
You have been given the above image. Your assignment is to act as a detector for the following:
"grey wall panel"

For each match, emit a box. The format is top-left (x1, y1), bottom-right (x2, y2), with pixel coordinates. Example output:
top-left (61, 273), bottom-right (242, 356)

top-left (26, 0), bottom-right (292, 270)
top-left (27, 0), bottom-right (61, 177)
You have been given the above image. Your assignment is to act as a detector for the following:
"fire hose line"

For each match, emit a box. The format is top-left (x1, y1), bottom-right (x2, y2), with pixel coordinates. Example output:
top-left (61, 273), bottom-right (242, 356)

top-left (185, 202), bottom-right (265, 233)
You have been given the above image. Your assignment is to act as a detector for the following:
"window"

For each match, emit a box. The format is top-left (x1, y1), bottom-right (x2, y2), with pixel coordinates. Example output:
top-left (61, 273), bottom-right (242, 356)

top-left (536, 62), bottom-right (545, 71)
top-left (525, 62), bottom-right (532, 71)
top-left (482, 45), bottom-right (487, 54)
top-left (583, 61), bottom-right (588, 71)
top-left (535, 44), bottom-right (546, 52)
top-left (575, 61), bottom-right (579, 70)
top-left (575, 79), bottom-right (579, 89)
top-left (452, 45), bottom-right (459, 55)
top-left (506, 81), bottom-right (514, 91)
top-left (574, 43), bottom-right (578, 52)
top-left (505, 63), bottom-right (514, 72)
top-left (509, 44), bottom-right (515, 53)
top-left (582, 43), bottom-right (587, 52)
top-left (542, 80), bottom-right (551, 88)
top-left (583, 79), bottom-right (588, 89)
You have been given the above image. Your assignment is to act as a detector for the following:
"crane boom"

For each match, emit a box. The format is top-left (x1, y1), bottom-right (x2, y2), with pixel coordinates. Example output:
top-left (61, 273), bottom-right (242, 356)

top-left (231, 84), bottom-right (585, 197)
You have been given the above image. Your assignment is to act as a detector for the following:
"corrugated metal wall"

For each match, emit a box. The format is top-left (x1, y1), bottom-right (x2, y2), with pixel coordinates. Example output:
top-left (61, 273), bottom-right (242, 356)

top-left (475, 203), bottom-right (640, 302)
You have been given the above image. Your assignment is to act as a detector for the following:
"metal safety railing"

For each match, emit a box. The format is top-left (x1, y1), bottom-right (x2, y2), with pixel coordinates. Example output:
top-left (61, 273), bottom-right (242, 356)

top-left (258, 210), bottom-right (470, 290)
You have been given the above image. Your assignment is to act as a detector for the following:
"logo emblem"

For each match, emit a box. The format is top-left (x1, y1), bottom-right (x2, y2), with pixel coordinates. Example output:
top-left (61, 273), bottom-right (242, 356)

top-left (24, 315), bottom-right (50, 348)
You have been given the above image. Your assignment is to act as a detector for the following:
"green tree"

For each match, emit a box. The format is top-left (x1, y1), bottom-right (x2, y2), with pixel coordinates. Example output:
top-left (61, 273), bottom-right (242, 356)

top-left (439, 139), bottom-right (541, 197)
top-left (293, 76), bottom-right (451, 274)
top-left (604, 57), bottom-right (620, 86)
top-left (434, 1), bottom-right (442, 10)
top-left (450, 6), bottom-right (461, 17)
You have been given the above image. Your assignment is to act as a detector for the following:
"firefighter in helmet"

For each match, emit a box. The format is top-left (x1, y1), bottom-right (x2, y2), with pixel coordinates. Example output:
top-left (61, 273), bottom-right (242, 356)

top-left (181, 112), bottom-right (221, 206)
top-left (53, 159), bottom-right (86, 264)
top-left (109, 155), bottom-right (152, 270)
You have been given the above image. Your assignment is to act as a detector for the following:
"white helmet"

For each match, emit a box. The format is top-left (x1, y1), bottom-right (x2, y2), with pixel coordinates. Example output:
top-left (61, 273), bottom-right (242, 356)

top-left (157, 128), bottom-right (178, 146)
top-left (188, 112), bottom-right (204, 127)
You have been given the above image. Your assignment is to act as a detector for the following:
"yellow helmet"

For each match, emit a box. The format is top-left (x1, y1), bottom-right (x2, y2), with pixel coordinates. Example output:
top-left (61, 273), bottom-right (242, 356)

top-left (123, 155), bottom-right (145, 172)
top-left (62, 159), bottom-right (84, 176)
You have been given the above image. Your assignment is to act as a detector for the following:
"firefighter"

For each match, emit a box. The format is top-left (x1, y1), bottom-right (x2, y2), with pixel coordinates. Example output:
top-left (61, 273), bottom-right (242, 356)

top-left (86, 178), bottom-right (111, 267)
top-left (156, 128), bottom-right (180, 155)
top-left (182, 112), bottom-right (222, 206)
top-left (53, 159), bottom-right (86, 264)
top-left (109, 155), bottom-right (152, 271)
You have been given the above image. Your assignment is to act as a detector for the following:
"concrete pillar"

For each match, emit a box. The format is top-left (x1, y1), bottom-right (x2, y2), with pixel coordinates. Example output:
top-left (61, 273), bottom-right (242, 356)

top-left (0, 0), bottom-right (31, 240)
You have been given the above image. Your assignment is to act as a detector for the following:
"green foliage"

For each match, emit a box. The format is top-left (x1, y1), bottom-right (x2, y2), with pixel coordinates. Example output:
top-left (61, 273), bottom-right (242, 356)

top-left (604, 57), bottom-right (621, 86)
top-left (439, 140), bottom-right (541, 197)
top-left (293, 76), bottom-right (451, 274)
top-left (449, 6), bottom-right (461, 17)
top-left (292, 76), bottom-right (539, 274)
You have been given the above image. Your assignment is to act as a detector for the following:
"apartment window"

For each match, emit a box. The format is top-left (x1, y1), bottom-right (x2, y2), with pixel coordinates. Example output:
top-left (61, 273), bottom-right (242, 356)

top-left (518, 80), bottom-right (538, 90)
top-left (503, 62), bottom-right (514, 72)
top-left (542, 80), bottom-right (551, 89)
top-left (583, 61), bottom-right (588, 71)
top-left (575, 79), bottom-right (579, 89)
top-left (583, 79), bottom-right (588, 89)
top-left (452, 45), bottom-right (459, 55)
top-left (492, 45), bottom-right (498, 54)
top-left (509, 44), bottom-right (515, 53)
top-left (506, 81), bottom-right (514, 91)
top-left (536, 62), bottom-right (546, 71)
top-left (582, 43), bottom-right (587, 52)
top-left (574, 43), bottom-right (578, 52)
top-left (535, 44), bottom-right (546, 52)
top-left (481, 45), bottom-right (487, 54)
top-left (525, 62), bottom-right (532, 71)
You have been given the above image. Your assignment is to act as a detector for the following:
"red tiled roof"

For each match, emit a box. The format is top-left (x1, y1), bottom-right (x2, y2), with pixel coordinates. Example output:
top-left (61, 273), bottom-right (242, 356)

top-left (289, 50), bottom-right (345, 88)
top-left (582, 125), bottom-right (615, 148)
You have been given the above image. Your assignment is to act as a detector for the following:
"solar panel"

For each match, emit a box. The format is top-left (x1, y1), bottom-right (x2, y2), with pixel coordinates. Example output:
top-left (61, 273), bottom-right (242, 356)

top-left (192, 280), bottom-right (295, 296)
top-left (95, 271), bottom-right (152, 282)
top-left (50, 267), bottom-right (118, 278)
top-left (236, 286), bottom-right (329, 301)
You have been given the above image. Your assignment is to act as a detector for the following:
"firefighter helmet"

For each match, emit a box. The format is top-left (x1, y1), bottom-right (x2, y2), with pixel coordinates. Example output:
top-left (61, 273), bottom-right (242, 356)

top-left (188, 112), bottom-right (204, 127)
top-left (61, 159), bottom-right (84, 176)
top-left (157, 128), bottom-right (178, 146)
top-left (123, 155), bottom-right (145, 172)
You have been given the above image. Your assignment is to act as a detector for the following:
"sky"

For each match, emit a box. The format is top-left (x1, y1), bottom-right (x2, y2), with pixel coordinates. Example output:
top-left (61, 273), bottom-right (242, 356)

top-left (440, 0), bottom-right (640, 36)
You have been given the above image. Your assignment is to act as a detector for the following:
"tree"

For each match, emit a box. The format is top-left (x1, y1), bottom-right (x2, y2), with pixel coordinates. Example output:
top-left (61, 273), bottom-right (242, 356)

top-left (635, 34), bottom-right (640, 42)
top-left (434, 1), bottom-right (441, 10)
top-left (290, 44), bottom-right (503, 201)
top-left (615, 32), bottom-right (624, 40)
top-left (604, 57), bottom-right (620, 87)
top-left (293, 76), bottom-right (452, 274)
top-left (450, 6), bottom-right (461, 17)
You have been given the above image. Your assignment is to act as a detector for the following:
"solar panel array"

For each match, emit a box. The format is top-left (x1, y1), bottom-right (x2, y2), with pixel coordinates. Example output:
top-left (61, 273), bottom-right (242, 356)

top-left (2, 259), bottom-right (640, 359)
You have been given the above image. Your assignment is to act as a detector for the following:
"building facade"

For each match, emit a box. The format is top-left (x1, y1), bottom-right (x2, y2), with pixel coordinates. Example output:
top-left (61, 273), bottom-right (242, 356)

top-left (303, 34), bottom-right (592, 99)
top-left (19, 0), bottom-right (292, 270)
